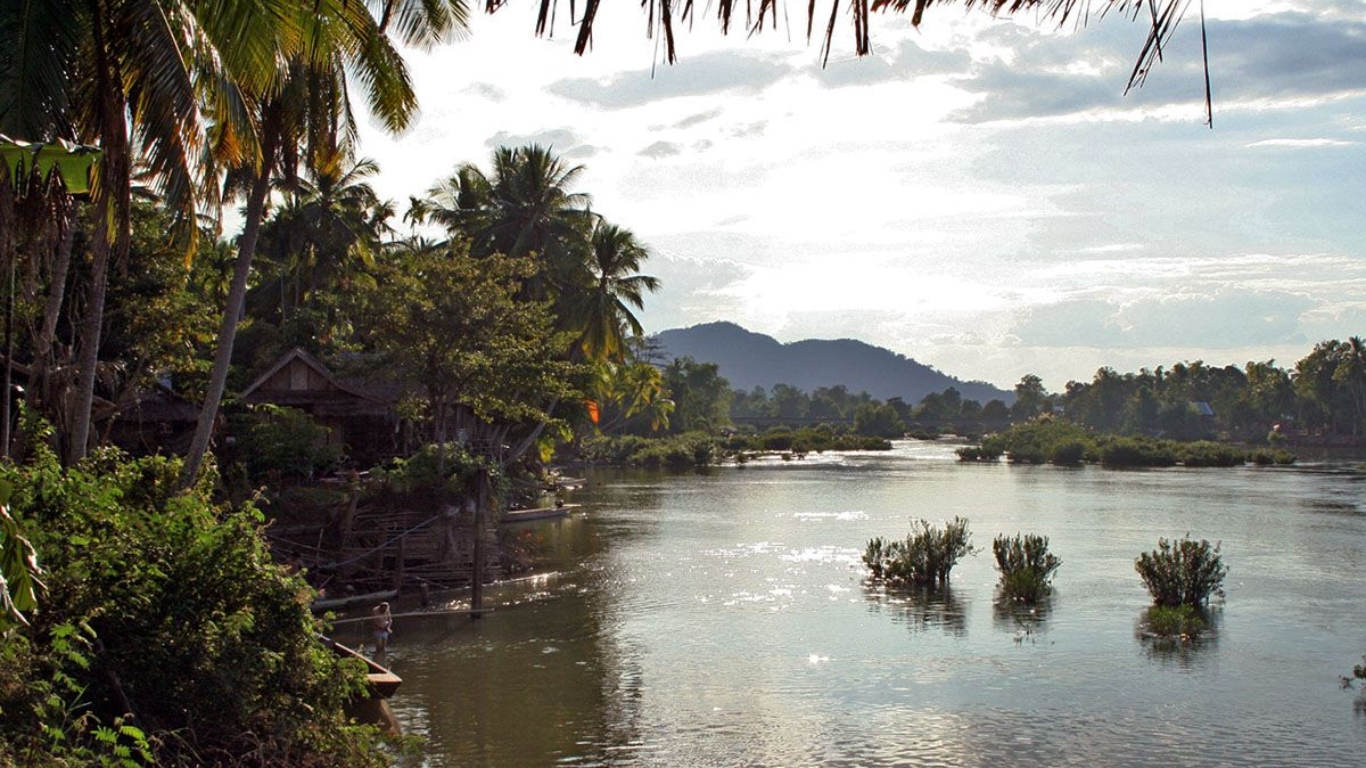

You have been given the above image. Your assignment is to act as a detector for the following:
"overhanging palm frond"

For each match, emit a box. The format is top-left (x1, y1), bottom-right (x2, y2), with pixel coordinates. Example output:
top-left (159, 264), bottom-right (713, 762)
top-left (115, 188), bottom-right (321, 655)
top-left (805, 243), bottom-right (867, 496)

top-left (372, 0), bottom-right (471, 49)
top-left (0, 0), bottom-right (83, 141)
top-left (523, 1), bottom-right (1207, 121)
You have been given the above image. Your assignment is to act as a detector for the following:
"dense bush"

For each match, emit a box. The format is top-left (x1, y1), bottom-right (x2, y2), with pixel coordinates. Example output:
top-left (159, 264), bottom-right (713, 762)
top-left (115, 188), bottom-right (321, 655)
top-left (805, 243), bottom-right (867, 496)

top-left (0, 443), bottom-right (387, 767)
top-left (578, 432), bottom-right (722, 468)
top-left (1135, 536), bottom-right (1229, 607)
top-left (1177, 441), bottom-right (1247, 467)
top-left (1142, 604), bottom-right (1207, 640)
top-left (863, 517), bottom-right (975, 587)
top-left (1249, 448), bottom-right (1297, 466)
top-left (723, 427), bottom-right (892, 455)
top-left (232, 404), bottom-right (343, 482)
top-left (1098, 436), bottom-right (1178, 468)
top-left (992, 533), bottom-right (1062, 603)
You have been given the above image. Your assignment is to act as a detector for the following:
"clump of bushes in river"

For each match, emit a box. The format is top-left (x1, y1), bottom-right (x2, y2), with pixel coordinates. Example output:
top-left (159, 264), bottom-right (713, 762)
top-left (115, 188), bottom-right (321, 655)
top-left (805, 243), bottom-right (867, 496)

top-left (863, 517), bottom-right (975, 587)
top-left (955, 418), bottom-right (1295, 468)
top-left (723, 426), bottom-right (893, 455)
top-left (1142, 604), bottom-right (1208, 641)
top-left (1135, 536), bottom-right (1228, 608)
top-left (578, 432), bottom-right (721, 468)
top-left (992, 533), bottom-right (1062, 603)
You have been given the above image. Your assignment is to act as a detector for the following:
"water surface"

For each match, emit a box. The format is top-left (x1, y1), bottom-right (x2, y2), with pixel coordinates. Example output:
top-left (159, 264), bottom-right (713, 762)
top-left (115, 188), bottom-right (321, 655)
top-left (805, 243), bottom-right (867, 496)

top-left (379, 441), bottom-right (1366, 767)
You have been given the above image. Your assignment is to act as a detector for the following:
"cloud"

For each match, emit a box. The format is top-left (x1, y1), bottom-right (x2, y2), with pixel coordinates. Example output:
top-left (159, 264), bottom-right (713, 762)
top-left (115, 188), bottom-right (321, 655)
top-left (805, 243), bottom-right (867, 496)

top-left (1013, 291), bottom-right (1317, 350)
top-left (464, 83), bottom-right (506, 102)
top-left (812, 38), bottom-right (972, 88)
top-left (546, 50), bottom-right (794, 109)
top-left (948, 10), bottom-right (1366, 124)
top-left (1246, 138), bottom-right (1358, 149)
top-left (484, 128), bottom-right (584, 151)
top-left (672, 108), bottom-right (724, 129)
top-left (639, 141), bottom-right (683, 158)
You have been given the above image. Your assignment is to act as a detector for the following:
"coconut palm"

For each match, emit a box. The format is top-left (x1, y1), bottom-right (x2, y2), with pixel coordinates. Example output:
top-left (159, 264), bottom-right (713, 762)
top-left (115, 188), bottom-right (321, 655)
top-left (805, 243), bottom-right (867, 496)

top-left (180, 0), bottom-right (470, 486)
top-left (256, 151), bottom-right (392, 324)
top-left (412, 144), bottom-right (594, 267)
top-left (1, 0), bottom-right (286, 462)
top-left (565, 221), bottom-right (661, 362)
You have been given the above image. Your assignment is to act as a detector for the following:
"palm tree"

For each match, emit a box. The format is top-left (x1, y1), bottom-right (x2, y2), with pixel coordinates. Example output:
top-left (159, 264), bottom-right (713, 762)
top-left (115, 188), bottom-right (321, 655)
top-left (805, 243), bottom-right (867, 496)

top-left (180, 0), bottom-right (469, 486)
top-left (1, 0), bottom-right (284, 462)
top-left (256, 151), bottom-right (391, 325)
top-left (411, 144), bottom-right (594, 271)
top-left (566, 221), bottom-right (661, 362)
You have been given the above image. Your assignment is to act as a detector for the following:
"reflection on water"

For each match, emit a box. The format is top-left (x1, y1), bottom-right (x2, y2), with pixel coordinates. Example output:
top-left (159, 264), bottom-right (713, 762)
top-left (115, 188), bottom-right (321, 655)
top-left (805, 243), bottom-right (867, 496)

top-left (1134, 605), bottom-right (1222, 670)
top-left (991, 594), bottom-right (1052, 639)
top-left (387, 444), bottom-right (1366, 767)
top-left (865, 583), bottom-right (968, 636)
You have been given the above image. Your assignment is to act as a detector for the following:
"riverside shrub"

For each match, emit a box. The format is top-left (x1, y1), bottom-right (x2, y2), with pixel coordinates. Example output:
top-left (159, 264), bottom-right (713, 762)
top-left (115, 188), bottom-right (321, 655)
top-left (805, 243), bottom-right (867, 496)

top-left (863, 517), bottom-right (975, 587)
top-left (992, 533), bottom-right (1062, 603)
top-left (1135, 536), bottom-right (1228, 607)
top-left (0, 443), bottom-right (388, 767)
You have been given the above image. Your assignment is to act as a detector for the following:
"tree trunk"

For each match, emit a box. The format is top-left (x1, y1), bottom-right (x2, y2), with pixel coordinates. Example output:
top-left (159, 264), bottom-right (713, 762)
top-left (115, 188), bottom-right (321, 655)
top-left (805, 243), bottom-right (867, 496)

top-left (70, 13), bottom-right (130, 465)
top-left (179, 139), bottom-right (276, 488)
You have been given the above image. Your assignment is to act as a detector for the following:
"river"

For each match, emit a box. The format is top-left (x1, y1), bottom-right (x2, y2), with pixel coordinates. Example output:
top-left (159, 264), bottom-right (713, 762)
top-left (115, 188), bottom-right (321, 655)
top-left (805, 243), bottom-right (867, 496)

top-left (373, 440), bottom-right (1366, 767)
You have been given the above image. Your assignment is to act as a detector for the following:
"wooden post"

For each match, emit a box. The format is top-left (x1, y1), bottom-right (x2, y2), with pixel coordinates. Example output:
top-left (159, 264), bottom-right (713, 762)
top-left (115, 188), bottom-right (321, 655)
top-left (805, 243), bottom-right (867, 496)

top-left (471, 468), bottom-right (488, 619)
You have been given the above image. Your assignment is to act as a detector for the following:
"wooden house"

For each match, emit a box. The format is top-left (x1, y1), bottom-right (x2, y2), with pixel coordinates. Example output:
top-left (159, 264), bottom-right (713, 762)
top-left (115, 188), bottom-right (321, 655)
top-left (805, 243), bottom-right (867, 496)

top-left (240, 348), bottom-right (403, 465)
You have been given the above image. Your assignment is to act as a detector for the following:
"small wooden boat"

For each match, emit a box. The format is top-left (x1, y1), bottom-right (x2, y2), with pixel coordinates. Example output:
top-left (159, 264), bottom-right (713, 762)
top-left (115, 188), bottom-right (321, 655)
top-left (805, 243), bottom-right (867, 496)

top-left (502, 503), bottom-right (582, 524)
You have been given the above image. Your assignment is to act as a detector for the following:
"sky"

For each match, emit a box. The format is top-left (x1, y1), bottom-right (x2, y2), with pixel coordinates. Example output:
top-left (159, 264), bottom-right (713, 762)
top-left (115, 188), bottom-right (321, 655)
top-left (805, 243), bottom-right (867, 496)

top-left (355, 0), bottom-right (1366, 392)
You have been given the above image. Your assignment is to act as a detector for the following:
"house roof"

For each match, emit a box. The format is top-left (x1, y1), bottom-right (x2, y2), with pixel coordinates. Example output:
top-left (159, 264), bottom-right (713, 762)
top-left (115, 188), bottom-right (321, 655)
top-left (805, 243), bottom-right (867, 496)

top-left (240, 347), bottom-right (389, 405)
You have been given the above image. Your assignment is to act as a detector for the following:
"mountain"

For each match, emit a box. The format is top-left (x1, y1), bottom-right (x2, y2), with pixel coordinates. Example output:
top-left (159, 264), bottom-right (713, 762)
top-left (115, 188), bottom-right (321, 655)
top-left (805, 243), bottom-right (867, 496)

top-left (652, 322), bottom-right (1012, 405)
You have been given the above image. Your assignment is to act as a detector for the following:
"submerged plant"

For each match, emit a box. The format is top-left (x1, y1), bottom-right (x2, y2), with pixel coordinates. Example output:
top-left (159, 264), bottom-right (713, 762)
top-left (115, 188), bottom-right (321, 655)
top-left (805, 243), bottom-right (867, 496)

top-left (1135, 536), bottom-right (1228, 607)
top-left (863, 517), bottom-right (975, 587)
top-left (992, 533), bottom-right (1062, 603)
top-left (1142, 604), bottom-right (1207, 641)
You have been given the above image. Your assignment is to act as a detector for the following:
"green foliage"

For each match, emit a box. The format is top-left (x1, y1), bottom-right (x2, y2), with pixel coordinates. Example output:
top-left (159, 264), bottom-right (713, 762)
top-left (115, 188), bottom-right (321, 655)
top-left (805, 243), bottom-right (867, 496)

top-left (662, 357), bottom-right (732, 435)
top-left (370, 442), bottom-right (506, 501)
top-left (355, 246), bottom-right (585, 448)
top-left (1176, 441), bottom-right (1247, 467)
top-left (0, 444), bottom-right (387, 767)
top-left (231, 404), bottom-right (343, 483)
top-left (578, 432), bottom-right (721, 469)
top-left (1097, 436), bottom-right (1178, 468)
top-left (1, 480), bottom-right (43, 629)
top-left (992, 533), bottom-right (1062, 603)
top-left (723, 427), bottom-right (891, 455)
top-left (852, 401), bottom-right (905, 438)
top-left (1135, 536), bottom-right (1229, 607)
top-left (1142, 604), bottom-right (1207, 640)
top-left (1249, 448), bottom-right (1297, 466)
top-left (863, 517), bottom-right (976, 587)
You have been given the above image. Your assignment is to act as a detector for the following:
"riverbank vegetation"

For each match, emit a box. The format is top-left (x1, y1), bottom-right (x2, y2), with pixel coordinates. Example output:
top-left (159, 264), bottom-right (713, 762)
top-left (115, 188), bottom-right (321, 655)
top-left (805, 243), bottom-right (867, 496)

top-left (0, 435), bottom-right (389, 767)
top-left (956, 418), bottom-right (1298, 468)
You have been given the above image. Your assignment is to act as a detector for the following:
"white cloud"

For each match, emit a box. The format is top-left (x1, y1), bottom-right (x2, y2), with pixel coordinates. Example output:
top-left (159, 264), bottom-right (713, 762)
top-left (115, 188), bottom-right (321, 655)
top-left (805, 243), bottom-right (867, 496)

top-left (352, 3), bottom-right (1365, 390)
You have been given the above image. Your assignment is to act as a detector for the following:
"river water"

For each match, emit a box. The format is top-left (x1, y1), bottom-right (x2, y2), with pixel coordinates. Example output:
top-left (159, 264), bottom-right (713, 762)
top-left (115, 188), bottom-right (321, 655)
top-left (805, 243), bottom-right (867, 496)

top-left (378, 440), bottom-right (1366, 767)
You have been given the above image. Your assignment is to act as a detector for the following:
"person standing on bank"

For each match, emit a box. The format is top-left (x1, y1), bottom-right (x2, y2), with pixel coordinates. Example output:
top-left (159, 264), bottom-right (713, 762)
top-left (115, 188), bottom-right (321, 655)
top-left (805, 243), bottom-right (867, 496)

top-left (371, 602), bottom-right (393, 653)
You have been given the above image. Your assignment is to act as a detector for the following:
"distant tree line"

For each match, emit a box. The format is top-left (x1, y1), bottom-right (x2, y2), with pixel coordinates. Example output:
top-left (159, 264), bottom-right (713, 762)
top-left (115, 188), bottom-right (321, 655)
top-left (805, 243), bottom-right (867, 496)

top-left (1045, 340), bottom-right (1366, 442)
top-left (620, 337), bottom-right (1366, 446)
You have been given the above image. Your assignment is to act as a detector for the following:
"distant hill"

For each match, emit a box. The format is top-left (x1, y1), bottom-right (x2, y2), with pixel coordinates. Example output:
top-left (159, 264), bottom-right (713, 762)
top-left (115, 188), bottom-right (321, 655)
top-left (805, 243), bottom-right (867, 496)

top-left (652, 322), bottom-right (1012, 405)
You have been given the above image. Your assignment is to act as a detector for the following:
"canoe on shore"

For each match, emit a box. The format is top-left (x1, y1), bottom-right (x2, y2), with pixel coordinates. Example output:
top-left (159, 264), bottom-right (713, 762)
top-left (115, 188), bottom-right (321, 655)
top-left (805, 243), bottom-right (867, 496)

top-left (503, 503), bottom-right (582, 524)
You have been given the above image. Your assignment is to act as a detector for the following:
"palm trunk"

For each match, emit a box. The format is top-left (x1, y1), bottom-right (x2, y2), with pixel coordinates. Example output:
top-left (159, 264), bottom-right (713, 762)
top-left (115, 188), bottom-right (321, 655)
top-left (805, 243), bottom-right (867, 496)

top-left (70, 21), bottom-right (130, 464)
top-left (179, 137), bottom-right (276, 488)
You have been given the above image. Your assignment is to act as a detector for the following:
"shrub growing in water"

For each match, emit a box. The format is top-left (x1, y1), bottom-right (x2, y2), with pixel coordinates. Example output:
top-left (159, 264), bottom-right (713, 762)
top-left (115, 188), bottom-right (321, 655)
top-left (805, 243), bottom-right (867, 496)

top-left (1135, 536), bottom-right (1228, 607)
top-left (1143, 604), bottom-right (1206, 640)
top-left (992, 533), bottom-right (1062, 603)
top-left (863, 517), bottom-right (975, 587)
